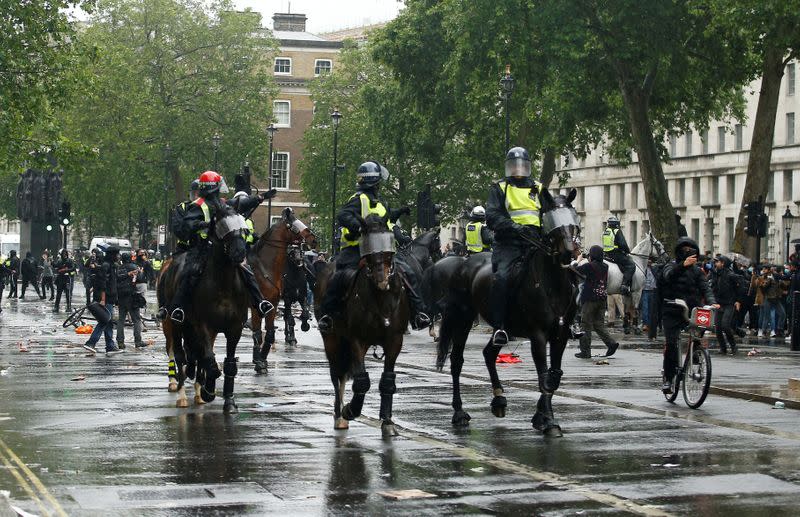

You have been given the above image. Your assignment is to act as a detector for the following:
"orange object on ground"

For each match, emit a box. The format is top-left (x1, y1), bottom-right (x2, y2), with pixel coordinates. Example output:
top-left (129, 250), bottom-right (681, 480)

top-left (496, 353), bottom-right (521, 364)
top-left (75, 325), bottom-right (94, 334)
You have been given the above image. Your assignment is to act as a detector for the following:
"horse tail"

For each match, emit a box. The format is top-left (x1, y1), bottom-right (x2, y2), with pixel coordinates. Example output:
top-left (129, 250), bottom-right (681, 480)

top-left (330, 336), bottom-right (359, 380)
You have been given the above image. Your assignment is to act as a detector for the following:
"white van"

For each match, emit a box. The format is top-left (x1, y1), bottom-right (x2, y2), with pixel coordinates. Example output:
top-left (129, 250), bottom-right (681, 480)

top-left (89, 236), bottom-right (133, 255)
top-left (0, 233), bottom-right (20, 261)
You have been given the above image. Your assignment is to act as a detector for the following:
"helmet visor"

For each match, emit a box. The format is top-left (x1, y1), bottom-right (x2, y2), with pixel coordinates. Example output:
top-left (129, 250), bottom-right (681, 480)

top-left (219, 177), bottom-right (230, 194)
top-left (542, 207), bottom-right (581, 235)
top-left (215, 214), bottom-right (247, 239)
top-left (505, 158), bottom-right (531, 178)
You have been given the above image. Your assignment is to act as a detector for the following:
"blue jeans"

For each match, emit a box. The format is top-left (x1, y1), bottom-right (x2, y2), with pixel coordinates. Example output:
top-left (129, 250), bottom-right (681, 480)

top-left (771, 299), bottom-right (786, 333)
top-left (86, 304), bottom-right (116, 350)
top-left (640, 290), bottom-right (655, 326)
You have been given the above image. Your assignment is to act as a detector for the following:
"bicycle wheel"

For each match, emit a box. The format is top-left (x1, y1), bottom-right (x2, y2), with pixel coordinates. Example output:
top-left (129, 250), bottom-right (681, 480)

top-left (62, 306), bottom-right (87, 328)
top-left (664, 372), bottom-right (680, 403)
top-left (682, 346), bottom-right (711, 408)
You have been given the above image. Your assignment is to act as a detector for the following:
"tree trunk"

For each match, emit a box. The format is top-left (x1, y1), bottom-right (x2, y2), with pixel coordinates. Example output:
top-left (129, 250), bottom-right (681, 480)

top-left (539, 147), bottom-right (557, 189)
top-left (619, 82), bottom-right (679, 252)
top-left (731, 46), bottom-right (785, 257)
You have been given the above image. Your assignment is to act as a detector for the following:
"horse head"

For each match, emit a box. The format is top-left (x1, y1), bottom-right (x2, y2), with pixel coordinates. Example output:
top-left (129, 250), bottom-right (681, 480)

top-left (409, 228), bottom-right (442, 267)
top-left (212, 205), bottom-right (248, 265)
top-left (360, 213), bottom-right (395, 291)
top-left (540, 188), bottom-right (582, 266)
top-left (282, 207), bottom-right (318, 250)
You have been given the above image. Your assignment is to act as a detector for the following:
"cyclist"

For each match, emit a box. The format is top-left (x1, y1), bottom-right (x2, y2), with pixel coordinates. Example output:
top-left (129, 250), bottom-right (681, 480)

top-left (658, 237), bottom-right (718, 394)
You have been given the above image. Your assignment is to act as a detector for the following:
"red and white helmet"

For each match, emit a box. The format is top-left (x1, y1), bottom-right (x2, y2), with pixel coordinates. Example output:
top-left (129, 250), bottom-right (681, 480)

top-left (198, 171), bottom-right (222, 196)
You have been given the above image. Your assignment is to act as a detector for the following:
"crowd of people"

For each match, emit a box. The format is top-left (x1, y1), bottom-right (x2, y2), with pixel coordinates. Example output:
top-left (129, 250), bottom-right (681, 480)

top-left (1, 246), bottom-right (160, 353)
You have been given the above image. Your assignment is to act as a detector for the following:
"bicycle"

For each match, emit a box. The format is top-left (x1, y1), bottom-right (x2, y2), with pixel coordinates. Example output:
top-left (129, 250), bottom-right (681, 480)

top-left (662, 299), bottom-right (715, 409)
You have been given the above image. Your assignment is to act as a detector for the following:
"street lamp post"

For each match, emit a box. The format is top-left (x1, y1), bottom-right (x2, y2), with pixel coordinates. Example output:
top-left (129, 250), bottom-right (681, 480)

top-left (266, 123), bottom-right (278, 226)
top-left (330, 108), bottom-right (343, 255)
top-left (212, 132), bottom-right (221, 171)
top-left (500, 64), bottom-right (515, 152)
top-left (783, 206), bottom-right (795, 263)
top-left (164, 143), bottom-right (172, 254)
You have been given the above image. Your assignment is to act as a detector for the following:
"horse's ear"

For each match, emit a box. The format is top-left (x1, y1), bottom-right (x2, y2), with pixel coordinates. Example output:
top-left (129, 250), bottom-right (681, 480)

top-left (566, 188), bottom-right (577, 206)
top-left (282, 207), bottom-right (294, 221)
top-left (539, 188), bottom-right (555, 210)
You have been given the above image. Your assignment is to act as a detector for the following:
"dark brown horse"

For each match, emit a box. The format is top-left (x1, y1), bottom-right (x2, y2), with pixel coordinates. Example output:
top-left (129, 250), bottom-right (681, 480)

top-left (250, 207), bottom-right (317, 372)
top-left (313, 214), bottom-right (409, 437)
top-left (437, 189), bottom-right (581, 436)
top-left (158, 204), bottom-right (251, 413)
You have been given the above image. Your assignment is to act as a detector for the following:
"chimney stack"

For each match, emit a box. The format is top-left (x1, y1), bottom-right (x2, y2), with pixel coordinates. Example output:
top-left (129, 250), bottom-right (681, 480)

top-left (273, 13), bottom-right (307, 32)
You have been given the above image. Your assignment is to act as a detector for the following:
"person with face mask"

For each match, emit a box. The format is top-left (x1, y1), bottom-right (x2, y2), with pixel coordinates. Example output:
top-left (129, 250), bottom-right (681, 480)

top-left (574, 245), bottom-right (619, 358)
top-left (658, 237), bottom-right (718, 393)
top-left (53, 249), bottom-right (76, 312)
top-left (711, 255), bottom-right (741, 354)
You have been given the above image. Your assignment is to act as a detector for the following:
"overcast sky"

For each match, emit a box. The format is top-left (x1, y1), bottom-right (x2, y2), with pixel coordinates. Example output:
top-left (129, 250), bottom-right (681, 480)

top-left (234, 0), bottom-right (404, 33)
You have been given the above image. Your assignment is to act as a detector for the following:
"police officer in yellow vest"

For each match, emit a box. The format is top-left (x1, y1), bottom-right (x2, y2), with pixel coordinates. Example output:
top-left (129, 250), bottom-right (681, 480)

top-left (486, 147), bottom-right (543, 346)
top-left (229, 190), bottom-right (274, 250)
top-left (165, 171), bottom-right (276, 323)
top-left (602, 215), bottom-right (635, 295)
top-left (172, 179), bottom-right (201, 253)
top-left (465, 206), bottom-right (492, 254)
top-left (318, 161), bottom-right (431, 333)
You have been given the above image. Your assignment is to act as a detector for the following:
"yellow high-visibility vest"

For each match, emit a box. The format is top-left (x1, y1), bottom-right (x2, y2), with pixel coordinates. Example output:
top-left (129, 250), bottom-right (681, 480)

top-left (193, 198), bottom-right (211, 240)
top-left (244, 218), bottom-right (255, 244)
top-left (602, 228), bottom-right (618, 252)
top-left (465, 222), bottom-right (488, 252)
top-left (341, 193), bottom-right (394, 248)
top-left (498, 180), bottom-right (541, 227)
top-left (152, 259), bottom-right (162, 271)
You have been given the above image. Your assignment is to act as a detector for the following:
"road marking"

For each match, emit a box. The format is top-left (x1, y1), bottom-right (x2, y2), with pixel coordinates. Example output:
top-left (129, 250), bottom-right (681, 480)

top-left (0, 445), bottom-right (50, 516)
top-left (0, 436), bottom-right (68, 517)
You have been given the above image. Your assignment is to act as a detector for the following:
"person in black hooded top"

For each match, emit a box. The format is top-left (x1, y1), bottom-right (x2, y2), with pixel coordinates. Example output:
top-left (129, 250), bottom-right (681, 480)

top-left (711, 255), bottom-right (741, 355)
top-left (659, 237), bottom-right (718, 393)
top-left (575, 245), bottom-right (619, 358)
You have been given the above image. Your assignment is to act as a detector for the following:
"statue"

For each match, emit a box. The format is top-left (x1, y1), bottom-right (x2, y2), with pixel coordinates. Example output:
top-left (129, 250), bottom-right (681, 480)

top-left (15, 164), bottom-right (65, 223)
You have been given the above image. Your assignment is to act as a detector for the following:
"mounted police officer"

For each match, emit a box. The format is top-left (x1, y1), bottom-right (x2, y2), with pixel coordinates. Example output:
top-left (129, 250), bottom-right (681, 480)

top-left (172, 179), bottom-right (201, 253)
top-left (602, 216), bottom-right (635, 295)
top-left (165, 170), bottom-right (275, 323)
top-left (465, 206), bottom-right (492, 254)
top-left (318, 161), bottom-right (431, 333)
top-left (229, 190), bottom-right (274, 250)
top-left (486, 147), bottom-right (543, 346)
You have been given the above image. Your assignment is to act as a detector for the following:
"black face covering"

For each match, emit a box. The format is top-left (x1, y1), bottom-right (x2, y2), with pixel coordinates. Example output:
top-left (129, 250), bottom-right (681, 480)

top-left (676, 246), bottom-right (696, 262)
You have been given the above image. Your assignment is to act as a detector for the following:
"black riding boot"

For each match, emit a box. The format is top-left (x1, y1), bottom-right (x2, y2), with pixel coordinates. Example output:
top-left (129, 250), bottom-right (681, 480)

top-left (489, 276), bottom-right (509, 346)
top-left (318, 271), bottom-right (348, 333)
top-left (239, 263), bottom-right (273, 316)
top-left (399, 270), bottom-right (430, 330)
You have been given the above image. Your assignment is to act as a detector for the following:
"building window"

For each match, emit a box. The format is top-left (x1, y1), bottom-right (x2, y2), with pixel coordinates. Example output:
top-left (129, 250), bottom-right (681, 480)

top-left (727, 175), bottom-right (736, 204)
top-left (685, 130), bottom-right (693, 155)
top-left (767, 171), bottom-right (775, 201)
top-left (643, 220), bottom-right (650, 235)
top-left (271, 152), bottom-right (289, 190)
top-left (788, 63), bottom-right (796, 96)
top-left (691, 218), bottom-right (700, 241)
top-left (273, 100), bottom-right (291, 127)
top-left (735, 124), bottom-right (743, 150)
top-left (711, 176), bottom-right (720, 202)
top-left (270, 215), bottom-right (282, 226)
top-left (692, 178), bottom-right (700, 204)
top-left (630, 221), bottom-right (638, 243)
top-left (274, 57), bottom-right (292, 75)
top-left (784, 170), bottom-right (793, 201)
top-left (576, 187), bottom-right (584, 211)
top-left (630, 182), bottom-right (638, 208)
top-left (603, 185), bottom-right (610, 209)
top-left (669, 135), bottom-right (677, 157)
top-left (615, 184), bottom-right (624, 209)
top-left (701, 129), bottom-right (709, 154)
top-left (726, 217), bottom-right (734, 250)
top-left (717, 126), bottom-right (726, 153)
top-left (314, 59), bottom-right (332, 76)
top-left (787, 112), bottom-right (795, 144)
top-left (678, 179), bottom-right (686, 206)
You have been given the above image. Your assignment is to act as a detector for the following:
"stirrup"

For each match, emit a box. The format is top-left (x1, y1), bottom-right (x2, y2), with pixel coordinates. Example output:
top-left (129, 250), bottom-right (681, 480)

top-left (258, 300), bottom-right (274, 316)
top-left (413, 312), bottom-right (431, 330)
top-left (156, 307), bottom-right (167, 320)
top-left (170, 307), bottom-right (185, 323)
top-left (492, 329), bottom-right (508, 346)
top-left (318, 314), bottom-right (333, 333)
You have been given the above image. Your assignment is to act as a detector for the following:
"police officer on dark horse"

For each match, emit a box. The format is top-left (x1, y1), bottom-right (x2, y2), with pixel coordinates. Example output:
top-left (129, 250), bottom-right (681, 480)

top-left (317, 161), bottom-right (431, 333)
top-left (163, 171), bottom-right (274, 323)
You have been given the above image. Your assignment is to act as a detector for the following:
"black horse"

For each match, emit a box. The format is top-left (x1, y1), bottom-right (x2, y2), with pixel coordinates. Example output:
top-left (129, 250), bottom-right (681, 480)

top-left (437, 189), bottom-right (581, 436)
top-left (158, 204), bottom-right (250, 413)
top-left (281, 244), bottom-right (311, 346)
top-left (314, 214), bottom-right (409, 437)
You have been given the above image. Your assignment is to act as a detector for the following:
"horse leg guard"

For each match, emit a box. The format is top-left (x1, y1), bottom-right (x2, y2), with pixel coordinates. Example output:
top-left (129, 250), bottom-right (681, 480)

top-left (252, 329), bottom-right (267, 372)
top-left (342, 371), bottom-right (370, 420)
top-left (223, 357), bottom-right (238, 414)
top-left (378, 372), bottom-right (398, 437)
top-left (538, 368), bottom-right (563, 393)
top-left (490, 387), bottom-right (508, 419)
top-left (531, 392), bottom-right (562, 437)
top-left (199, 357), bottom-right (221, 403)
top-left (167, 359), bottom-right (178, 392)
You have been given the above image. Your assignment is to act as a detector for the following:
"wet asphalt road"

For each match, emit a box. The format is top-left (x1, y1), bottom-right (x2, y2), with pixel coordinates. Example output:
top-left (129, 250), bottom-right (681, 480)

top-left (1, 291), bottom-right (800, 516)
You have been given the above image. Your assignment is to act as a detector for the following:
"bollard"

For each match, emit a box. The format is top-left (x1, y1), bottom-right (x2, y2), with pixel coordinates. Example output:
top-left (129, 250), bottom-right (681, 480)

top-left (792, 290), bottom-right (800, 352)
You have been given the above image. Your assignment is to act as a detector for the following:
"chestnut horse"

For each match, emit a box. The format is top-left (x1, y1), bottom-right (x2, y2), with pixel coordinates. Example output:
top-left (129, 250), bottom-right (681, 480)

top-left (250, 207), bottom-right (317, 372)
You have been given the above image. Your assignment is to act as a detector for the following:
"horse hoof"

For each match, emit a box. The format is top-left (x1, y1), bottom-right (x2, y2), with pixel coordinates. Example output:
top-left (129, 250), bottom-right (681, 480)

top-left (341, 403), bottom-right (360, 421)
top-left (544, 425), bottom-right (563, 438)
top-left (531, 412), bottom-right (545, 431)
top-left (223, 398), bottom-right (238, 414)
top-left (300, 322), bottom-right (310, 332)
top-left (176, 398), bottom-right (189, 408)
top-left (253, 361), bottom-right (267, 373)
top-left (334, 417), bottom-right (349, 430)
top-left (634, 328), bottom-right (642, 336)
top-left (199, 389), bottom-right (215, 404)
top-left (490, 396), bottom-right (507, 418)
top-left (451, 410), bottom-right (471, 427)
top-left (194, 395), bottom-right (206, 405)
top-left (168, 380), bottom-right (178, 393)
top-left (382, 421), bottom-right (398, 438)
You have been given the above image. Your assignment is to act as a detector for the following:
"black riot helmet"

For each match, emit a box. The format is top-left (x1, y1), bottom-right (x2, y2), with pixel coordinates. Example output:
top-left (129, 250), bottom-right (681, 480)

top-left (504, 147), bottom-right (531, 178)
top-left (356, 161), bottom-right (389, 188)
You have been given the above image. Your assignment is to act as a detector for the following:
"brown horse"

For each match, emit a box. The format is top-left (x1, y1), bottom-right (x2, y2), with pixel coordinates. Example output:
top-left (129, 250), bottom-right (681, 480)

top-left (250, 207), bottom-right (317, 372)
top-left (313, 214), bottom-right (409, 438)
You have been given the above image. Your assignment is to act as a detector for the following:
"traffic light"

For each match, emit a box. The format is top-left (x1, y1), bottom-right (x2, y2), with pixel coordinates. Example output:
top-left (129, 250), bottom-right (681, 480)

top-left (744, 200), bottom-right (767, 237)
top-left (433, 203), bottom-right (442, 227)
top-left (58, 201), bottom-right (71, 226)
top-left (416, 185), bottom-right (442, 230)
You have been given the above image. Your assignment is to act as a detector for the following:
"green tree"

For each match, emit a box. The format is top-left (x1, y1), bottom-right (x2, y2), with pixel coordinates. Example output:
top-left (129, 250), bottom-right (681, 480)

top-left (56, 0), bottom-right (276, 235)
top-left (702, 1), bottom-right (800, 257)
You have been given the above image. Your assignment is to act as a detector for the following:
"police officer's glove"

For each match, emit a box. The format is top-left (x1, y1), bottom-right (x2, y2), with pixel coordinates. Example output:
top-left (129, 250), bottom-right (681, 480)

top-left (260, 188), bottom-right (278, 200)
top-left (516, 225), bottom-right (537, 242)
